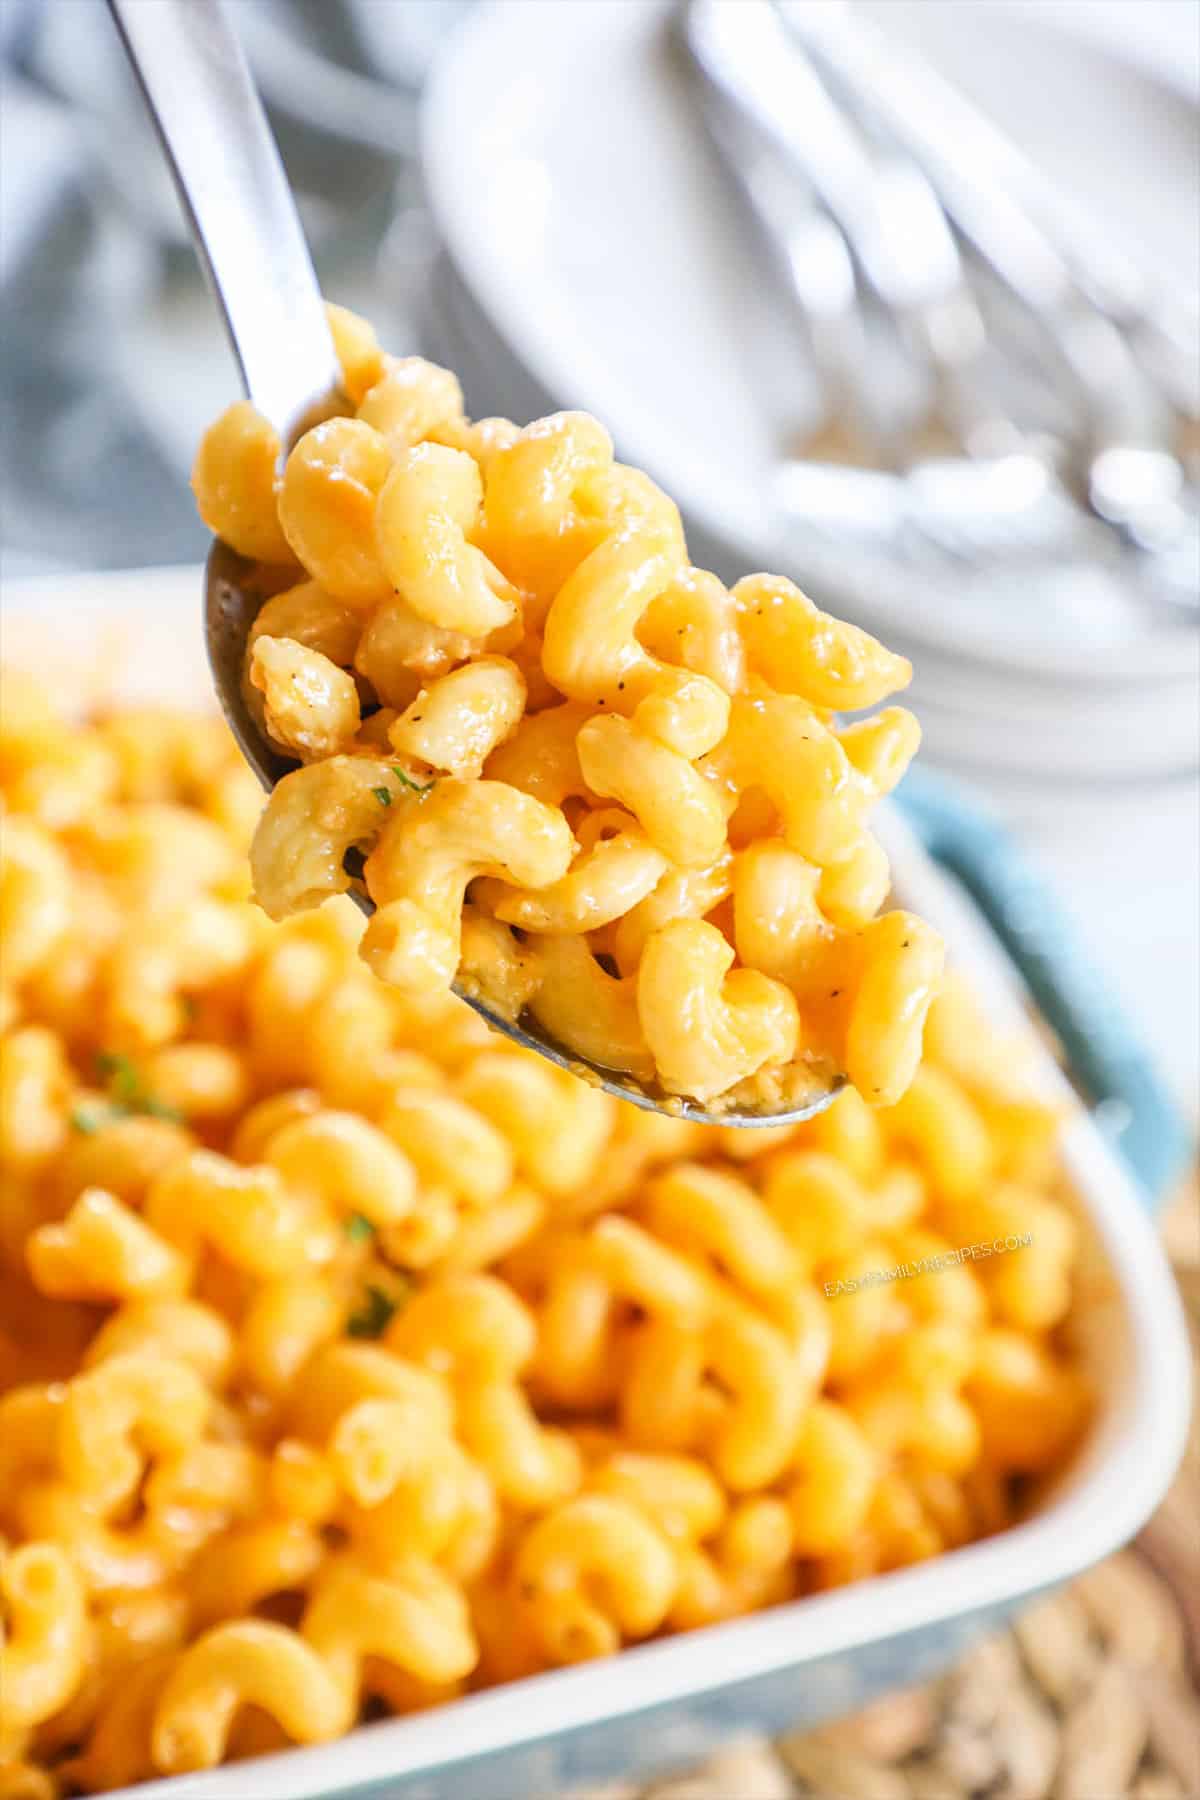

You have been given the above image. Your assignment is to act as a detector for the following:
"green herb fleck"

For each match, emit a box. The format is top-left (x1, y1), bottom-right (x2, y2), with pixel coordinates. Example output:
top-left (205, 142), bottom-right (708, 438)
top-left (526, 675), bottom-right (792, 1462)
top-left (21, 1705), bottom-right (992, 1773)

top-left (344, 1211), bottom-right (376, 1244)
top-left (141, 1095), bottom-right (187, 1122)
top-left (92, 1051), bottom-right (185, 1125)
top-left (347, 1284), bottom-right (398, 1339)
top-left (391, 766), bottom-right (435, 798)
top-left (372, 786), bottom-right (393, 807)
top-left (96, 1050), bottom-right (141, 1104)
top-left (69, 1105), bottom-right (108, 1135)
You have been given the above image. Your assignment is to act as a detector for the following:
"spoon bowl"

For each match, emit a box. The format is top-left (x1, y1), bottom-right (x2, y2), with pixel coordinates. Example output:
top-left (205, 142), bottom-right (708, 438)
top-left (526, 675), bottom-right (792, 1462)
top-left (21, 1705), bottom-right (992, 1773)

top-left (206, 541), bottom-right (840, 1127)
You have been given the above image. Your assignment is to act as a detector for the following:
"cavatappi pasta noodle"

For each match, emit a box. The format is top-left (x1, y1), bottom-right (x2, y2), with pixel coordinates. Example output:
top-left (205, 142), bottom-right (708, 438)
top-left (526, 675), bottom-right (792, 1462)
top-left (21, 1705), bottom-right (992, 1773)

top-left (193, 304), bottom-right (946, 1114)
top-left (0, 675), bottom-right (1091, 1792)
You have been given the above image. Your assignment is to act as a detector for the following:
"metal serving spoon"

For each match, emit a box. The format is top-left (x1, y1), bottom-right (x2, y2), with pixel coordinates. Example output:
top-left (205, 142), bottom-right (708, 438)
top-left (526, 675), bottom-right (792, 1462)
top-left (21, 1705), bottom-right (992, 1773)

top-left (108, 0), bottom-right (837, 1128)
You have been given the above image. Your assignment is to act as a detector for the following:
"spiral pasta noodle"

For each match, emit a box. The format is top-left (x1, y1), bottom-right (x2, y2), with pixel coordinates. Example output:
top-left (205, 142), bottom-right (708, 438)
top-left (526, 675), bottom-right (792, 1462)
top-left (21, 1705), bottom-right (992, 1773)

top-left (195, 305), bottom-right (947, 1112)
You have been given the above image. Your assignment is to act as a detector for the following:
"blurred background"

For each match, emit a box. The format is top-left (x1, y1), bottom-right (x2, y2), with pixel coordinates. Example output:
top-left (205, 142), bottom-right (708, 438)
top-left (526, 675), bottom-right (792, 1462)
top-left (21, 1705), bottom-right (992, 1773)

top-left (1, 0), bottom-right (1197, 1112)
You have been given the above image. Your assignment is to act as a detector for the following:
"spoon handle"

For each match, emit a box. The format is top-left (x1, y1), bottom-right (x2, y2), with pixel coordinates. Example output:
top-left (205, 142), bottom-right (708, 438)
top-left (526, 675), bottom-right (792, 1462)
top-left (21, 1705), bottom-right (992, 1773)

top-left (107, 0), bottom-right (341, 446)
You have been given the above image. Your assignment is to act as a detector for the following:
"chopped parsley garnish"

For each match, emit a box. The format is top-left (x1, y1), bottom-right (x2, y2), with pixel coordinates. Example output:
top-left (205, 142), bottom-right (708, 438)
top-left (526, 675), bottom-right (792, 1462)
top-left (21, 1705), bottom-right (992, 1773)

top-left (74, 1051), bottom-right (185, 1128)
top-left (128, 1093), bottom-right (183, 1122)
top-left (347, 1283), bottom-right (399, 1339)
top-left (370, 768), bottom-right (434, 808)
top-left (96, 1050), bottom-right (141, 1102)
top-left (71, 1096), bottom-right (173, 1134)
top-left (391, 766), bottom-right (435, 798)
top-left (344, 1211), bottom-right (376, 1243)
top-left (69, 1105), bottom-right (110, 1135)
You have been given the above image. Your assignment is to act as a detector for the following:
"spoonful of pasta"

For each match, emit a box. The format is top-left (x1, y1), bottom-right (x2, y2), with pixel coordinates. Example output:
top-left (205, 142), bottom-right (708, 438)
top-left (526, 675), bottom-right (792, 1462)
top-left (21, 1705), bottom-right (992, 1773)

top-left (109, 0), bottom-right (943, 1128)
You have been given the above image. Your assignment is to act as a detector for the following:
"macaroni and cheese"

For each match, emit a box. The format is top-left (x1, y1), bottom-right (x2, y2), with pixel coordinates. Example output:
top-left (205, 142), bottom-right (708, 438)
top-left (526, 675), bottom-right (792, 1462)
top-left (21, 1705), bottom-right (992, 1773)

top-left (195, 306), bottom-right (946, 1113)
top-left (0, 677), bottom-right (1089, 1793)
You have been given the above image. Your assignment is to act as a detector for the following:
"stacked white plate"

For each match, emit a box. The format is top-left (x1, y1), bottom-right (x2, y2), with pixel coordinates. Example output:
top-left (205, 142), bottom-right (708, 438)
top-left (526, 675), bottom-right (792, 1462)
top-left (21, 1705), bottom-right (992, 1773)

top-left (416, 0), bottom-right (1200, 825)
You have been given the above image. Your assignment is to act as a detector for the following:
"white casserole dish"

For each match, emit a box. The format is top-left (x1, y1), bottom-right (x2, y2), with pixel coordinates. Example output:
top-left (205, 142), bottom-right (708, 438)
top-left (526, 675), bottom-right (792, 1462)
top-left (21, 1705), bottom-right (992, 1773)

top-left (1, 567), bottom-right (1192, 1800)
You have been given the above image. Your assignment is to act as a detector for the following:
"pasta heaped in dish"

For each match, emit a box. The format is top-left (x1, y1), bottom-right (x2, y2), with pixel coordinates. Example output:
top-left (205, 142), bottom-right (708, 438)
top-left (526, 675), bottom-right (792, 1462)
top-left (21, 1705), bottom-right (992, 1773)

top-left (0, 674), bottom-right (1089, 1792)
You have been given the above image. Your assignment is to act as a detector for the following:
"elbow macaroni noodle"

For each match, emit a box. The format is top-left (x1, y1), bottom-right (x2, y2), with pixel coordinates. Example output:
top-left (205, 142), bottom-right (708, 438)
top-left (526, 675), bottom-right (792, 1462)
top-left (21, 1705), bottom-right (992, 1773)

top-left (196, 304), bottom-right (947, 1111)
top-left (0, 655), bottom-right (1089, 1788)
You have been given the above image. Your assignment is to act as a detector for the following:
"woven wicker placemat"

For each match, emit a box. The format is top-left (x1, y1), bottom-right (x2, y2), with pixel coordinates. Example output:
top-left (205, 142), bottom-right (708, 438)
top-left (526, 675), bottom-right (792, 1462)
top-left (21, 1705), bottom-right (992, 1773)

top-left (579, 1181), bottom-right (1200, 1800)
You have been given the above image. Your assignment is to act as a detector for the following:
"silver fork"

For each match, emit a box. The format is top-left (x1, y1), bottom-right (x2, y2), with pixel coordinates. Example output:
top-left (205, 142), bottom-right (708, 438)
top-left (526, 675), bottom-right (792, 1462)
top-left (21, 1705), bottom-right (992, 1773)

top-left (775, 0), bottom-right (1197, 562)
top-left (682, 0), bottom-right (999, 464)
top-left (679, 0), bottom-right (1197, 606)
